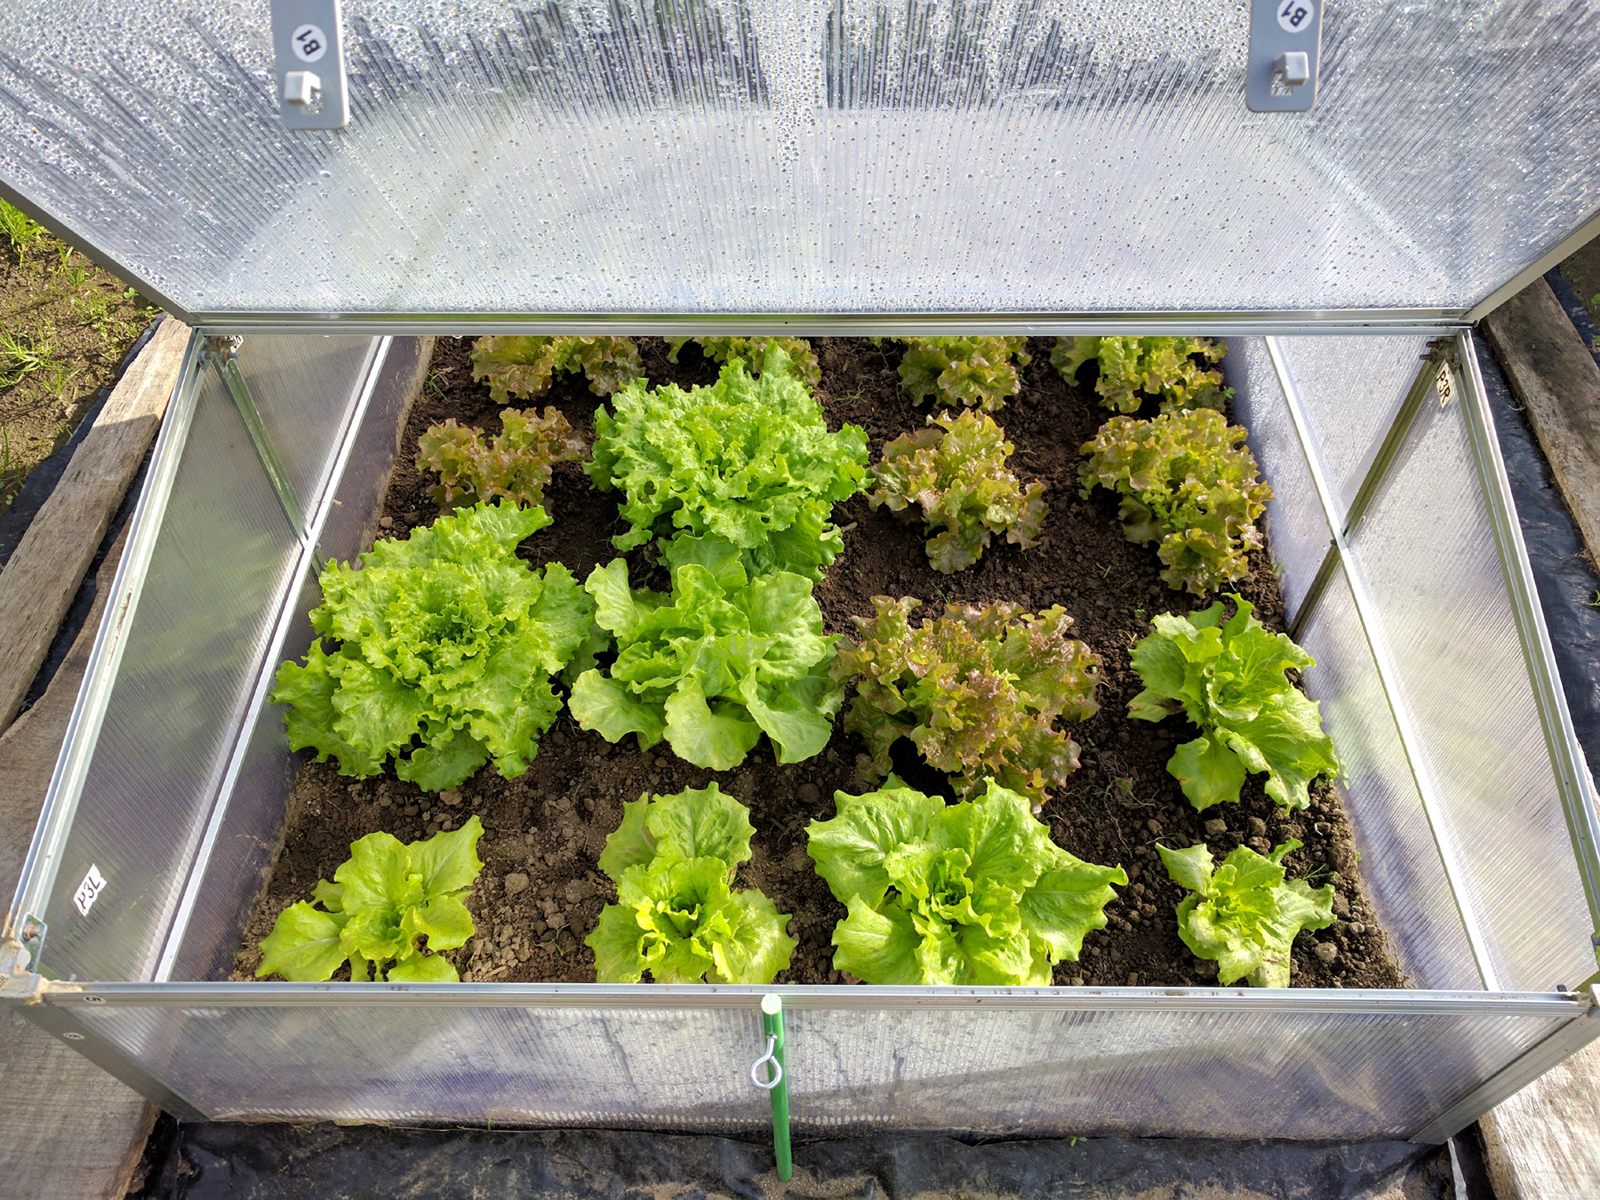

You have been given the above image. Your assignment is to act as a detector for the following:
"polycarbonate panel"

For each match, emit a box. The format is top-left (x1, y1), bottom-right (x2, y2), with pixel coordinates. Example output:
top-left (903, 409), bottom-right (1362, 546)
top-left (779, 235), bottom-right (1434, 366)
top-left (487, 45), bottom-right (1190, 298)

top-left (163, 338), bottom-right (430, 983)
top-left (1350, 387), bottom-right (1594, 992)
top-left (2, 3), bottom-right (1599, 317)
top-left (58, 993), bottom-right (1575, 1140)
top-left (1230, 337), bottom-right (1330, 623)
top-left (39, 370), bottom-right (302, 983)
top-left (1273, 336), bottom-right (1433, 516)
top-left (1293, 566), bottom-right (1477, 991)
top-left (233, 336), bottom-right (381, 510)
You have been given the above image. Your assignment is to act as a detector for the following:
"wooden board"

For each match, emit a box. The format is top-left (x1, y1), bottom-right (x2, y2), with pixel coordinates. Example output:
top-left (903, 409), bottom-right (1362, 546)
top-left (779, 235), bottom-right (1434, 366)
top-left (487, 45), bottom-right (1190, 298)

top-left (0, 316), bottom-right (190, 733)
top-left (0, 523), bottom-right (156, 1200)
top-left (1483, 279), bottom-right (1600, 569)
top-left (1480, 1038), bottom-right (1600, 1200)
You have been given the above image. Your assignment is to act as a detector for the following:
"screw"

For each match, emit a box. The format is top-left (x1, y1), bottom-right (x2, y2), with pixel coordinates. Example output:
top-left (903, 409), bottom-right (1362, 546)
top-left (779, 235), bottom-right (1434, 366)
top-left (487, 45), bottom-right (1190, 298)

top-left (63, 1032), bottom-right (84, 1041)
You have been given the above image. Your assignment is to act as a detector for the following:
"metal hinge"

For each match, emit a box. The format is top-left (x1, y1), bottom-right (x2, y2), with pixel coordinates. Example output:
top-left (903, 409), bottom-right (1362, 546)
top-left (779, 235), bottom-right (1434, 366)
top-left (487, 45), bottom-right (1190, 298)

top-left (0, 917), bottom-right (47, 1003)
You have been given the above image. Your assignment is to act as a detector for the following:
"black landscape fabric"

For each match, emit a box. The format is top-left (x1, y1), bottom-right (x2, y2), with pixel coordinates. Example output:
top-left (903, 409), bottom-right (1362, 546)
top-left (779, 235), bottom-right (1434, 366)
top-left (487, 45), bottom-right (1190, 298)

top-left (135, 1125), bottom-right (1452, 1200)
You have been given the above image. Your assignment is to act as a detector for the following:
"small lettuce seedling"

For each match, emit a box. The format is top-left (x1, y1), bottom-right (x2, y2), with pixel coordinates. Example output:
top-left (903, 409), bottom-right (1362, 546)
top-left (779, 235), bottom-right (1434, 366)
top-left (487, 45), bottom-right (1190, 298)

top-left (1052, 336), bottom-right (1230, 414)
top-left (870, 409), bottom-right (1047, 573)
top-left (416, 406), bottom-right (588, 510)
top-left (834, 597), bottom-right (1099, 808)
top-left (589, 345), bottom-right (868, 581)
top-left (896, 336), bottom-right (1031, 412)
top-left (1128, 595), bottom-right (1339, 811)
top-left (807, 779), bottom-right (1126, 985)
top-left (666, 336), bottom-right (822, 387)
top-left (587, 784), bottom-right (795, 983)
top-left (1157, 839), bottom-right (1334, 987)
top-left (569, 538), bottom-right (842, 770)
top-left (271, 504), bottom-right (599, 792)
top-left (471, 335), bottom-right (643, 403)
top-left (257, 817), bottom-right (485, 982)
top-left (1079, 408), bottom-right (1272, 595)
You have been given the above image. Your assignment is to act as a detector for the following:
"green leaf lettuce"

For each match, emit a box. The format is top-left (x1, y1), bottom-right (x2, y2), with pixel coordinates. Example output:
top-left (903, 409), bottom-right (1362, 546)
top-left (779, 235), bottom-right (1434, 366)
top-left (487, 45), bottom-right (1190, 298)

top-left (569, 540), bottom-right (842, 771)
top-left (588, 346), bottom-right (867, 580)
top-left (271, 503), bottom-right (599, 792)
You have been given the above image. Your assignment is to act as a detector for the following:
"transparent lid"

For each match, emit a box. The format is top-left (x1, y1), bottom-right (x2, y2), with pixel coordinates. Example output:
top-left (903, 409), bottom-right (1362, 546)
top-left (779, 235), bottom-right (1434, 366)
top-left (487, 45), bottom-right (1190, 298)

top-left (1, 1), bottom-right (1596, 326)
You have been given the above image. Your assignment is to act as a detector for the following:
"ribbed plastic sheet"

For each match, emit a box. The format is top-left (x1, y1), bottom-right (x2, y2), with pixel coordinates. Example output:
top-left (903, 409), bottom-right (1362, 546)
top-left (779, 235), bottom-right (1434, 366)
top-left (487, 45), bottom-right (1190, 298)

top-left (35, 336), bottom-right (388, 985)
top-left (2, 2), bottom-right (1598, 317)
top-left (1230, 337), bottom-right (1329, 624)
top-left (1292, 565), bottom-right (1478, 992)
top-left (1272, 336), bottom-right (1434, 519)
top-left (158, 338), bottom-right (430, 984)
top-left (37, 367), bottom-right (300, 983)
top-left (1350, 382), bottom-right (1594, 993)
top-left (57, 991), bottom-right (1574, 1140)
top-left (233, 337), bottom-right (382, 509)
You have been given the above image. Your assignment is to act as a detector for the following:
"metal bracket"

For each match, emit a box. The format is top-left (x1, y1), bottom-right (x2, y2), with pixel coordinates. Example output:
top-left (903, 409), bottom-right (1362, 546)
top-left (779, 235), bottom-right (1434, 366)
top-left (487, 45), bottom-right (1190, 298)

top-left (1246, 0), bottom-right (1323, 113)
top-left (201, 336), bottom-right (323, 568)
top-left (271, 0), bottom-right (349, 129)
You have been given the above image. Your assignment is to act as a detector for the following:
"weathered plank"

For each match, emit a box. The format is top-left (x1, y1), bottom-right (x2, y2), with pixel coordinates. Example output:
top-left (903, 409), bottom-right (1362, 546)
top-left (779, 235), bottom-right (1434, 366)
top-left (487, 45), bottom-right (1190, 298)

top-left (0, 523), bottom-right (157, 1200)
top-left (1480, 1038), bottom-right (1600, 1200)
top-left (1482, 279), bottom-right (1600, 568)
top-left (0, 316), bottom-right (190, 733)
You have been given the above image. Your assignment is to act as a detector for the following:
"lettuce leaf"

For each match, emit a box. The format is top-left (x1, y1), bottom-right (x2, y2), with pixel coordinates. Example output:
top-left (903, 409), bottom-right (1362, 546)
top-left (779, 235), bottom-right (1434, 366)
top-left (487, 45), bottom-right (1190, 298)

top-left (870, 408), bottom-right (1047, 573)
top-left (257, 818), bottom-right (484, 982)
top-left (1128, 595), bottom-right (1339, 811)
top-left (1158, 839), bottom-right (1334, 986)
top-left (1080, 409), bottom-right (1272, 595)
top-left (569, 541), bottom-right (842, 770)
top-left (271, 503), bottom-right (598, 791)
top-left (1051, 336), bottom-right (1230, 415)
top-left (588, 346), bottom-right (867, 580)
top-left (470, 335), bottom-right (643, 403)
top-left (808, 780), bottom-right (1125, 985)
top-left (416, 406), bottom-right (588, 511)
top-left (665, 336), bottom-right (821, 387)
top-left (587, 784), bottom-right (794, 983)
top-left (833, 596), bottom-right (1099, 808)
top-left (896, 337), bottom-right (1031, 413)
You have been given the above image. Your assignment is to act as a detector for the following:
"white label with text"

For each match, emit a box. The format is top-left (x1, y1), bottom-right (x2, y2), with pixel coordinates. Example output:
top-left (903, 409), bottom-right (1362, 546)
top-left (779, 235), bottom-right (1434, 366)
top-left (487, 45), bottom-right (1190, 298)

top-left (74, 864), bottom-right (107, 917)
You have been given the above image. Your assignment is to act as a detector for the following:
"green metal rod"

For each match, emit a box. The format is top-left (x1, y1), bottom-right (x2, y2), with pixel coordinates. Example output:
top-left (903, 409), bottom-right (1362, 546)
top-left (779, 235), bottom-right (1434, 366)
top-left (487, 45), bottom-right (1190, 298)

top-left (759, 992), bottom-right (792, 1181)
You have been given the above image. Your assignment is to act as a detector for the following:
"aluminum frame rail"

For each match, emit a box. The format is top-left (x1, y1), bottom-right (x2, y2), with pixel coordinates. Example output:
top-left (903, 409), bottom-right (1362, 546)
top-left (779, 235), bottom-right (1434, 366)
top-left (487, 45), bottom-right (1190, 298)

top-left (8, 331), bottom-right (1600, 1147)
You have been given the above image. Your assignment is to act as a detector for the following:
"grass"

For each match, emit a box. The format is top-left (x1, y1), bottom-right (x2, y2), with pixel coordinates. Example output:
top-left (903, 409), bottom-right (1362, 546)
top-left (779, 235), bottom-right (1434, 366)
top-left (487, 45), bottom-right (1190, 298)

top-left (0, 326), bottom-right (61, 388)
top-left (1, 198), bottom-right (161, 508)
top-left (0, 201), bottom-right (45, 263)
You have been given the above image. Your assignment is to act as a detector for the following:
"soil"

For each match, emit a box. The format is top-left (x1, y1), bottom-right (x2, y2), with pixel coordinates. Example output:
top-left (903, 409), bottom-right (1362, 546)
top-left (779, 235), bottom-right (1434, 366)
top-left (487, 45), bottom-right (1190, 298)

top-left (0, 224), bottom-right (163, 507)
top-left (231, 337), bottom-right (1405, 991)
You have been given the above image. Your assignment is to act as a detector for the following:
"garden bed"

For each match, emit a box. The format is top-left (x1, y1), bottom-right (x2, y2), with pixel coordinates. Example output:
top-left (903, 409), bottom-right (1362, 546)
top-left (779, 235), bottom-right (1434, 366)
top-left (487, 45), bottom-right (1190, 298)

top-left (230, 336), bottom-right (1404, 991)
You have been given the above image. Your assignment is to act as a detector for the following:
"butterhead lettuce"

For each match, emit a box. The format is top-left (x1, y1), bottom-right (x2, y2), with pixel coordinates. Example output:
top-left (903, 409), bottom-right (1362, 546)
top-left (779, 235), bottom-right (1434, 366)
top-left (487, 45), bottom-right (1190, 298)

top-left (807, 779), bottom-right (1126, 985)
top-left (569, 538), bottom-right (842, 770)
top-left (1128, 595), bottom-right (1338, 811)
top-left (257, 817), bottom-right (485, 983)
top-left (1158, 839), bottom-right (1334, 987)
top-left (586, 784), bottom-right (795, 983)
